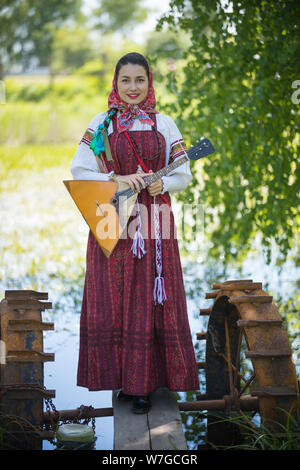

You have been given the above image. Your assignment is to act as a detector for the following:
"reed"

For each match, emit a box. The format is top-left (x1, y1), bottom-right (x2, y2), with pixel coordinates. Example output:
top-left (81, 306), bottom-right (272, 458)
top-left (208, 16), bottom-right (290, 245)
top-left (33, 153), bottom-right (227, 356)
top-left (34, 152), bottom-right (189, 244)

top-left (206, 408), bottom-right (300, 450)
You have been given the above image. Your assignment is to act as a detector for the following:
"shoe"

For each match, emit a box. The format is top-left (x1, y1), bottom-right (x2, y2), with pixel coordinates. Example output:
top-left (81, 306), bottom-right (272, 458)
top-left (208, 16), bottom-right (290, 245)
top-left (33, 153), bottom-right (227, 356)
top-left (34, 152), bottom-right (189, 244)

top-left (116, 390), bottom-right (133, 401)
top-left (132, 395), bottom-right (151, 414)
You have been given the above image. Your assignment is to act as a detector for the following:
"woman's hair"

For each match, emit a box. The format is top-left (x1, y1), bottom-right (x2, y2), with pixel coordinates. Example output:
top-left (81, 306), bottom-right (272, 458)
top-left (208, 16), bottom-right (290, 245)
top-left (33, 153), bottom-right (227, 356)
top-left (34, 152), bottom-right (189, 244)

top-left (115, 52), bottom-right (150, 80)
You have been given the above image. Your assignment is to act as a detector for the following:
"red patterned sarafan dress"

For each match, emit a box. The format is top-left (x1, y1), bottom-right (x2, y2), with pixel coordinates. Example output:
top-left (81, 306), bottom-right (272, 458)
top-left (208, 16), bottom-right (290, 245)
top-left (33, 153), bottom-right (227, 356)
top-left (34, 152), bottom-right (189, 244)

top-left (72, 109), bottom-right (199, 395)
top-left (73, 113), bottom-right (200, 394)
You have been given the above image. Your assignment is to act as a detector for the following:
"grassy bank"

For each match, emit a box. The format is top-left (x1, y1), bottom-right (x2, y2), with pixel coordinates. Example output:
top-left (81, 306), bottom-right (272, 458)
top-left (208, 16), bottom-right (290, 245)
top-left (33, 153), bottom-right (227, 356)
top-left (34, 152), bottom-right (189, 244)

top-left (0, 144), bottom-right (76, 192)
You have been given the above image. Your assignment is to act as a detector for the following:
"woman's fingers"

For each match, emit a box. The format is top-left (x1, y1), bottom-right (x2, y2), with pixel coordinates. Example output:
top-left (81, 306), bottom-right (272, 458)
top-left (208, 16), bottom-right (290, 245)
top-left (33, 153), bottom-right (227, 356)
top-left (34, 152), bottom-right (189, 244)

top-left (135, 173), bottom-right (147, 189)
top-left (147, 179), bottom-right (163, 197)
top-left (126, 173), bottom-right (147, 192)
top-left (130, 174), bottom-right (145, 192)
top-left (116, 172), bottom-right (152, 193)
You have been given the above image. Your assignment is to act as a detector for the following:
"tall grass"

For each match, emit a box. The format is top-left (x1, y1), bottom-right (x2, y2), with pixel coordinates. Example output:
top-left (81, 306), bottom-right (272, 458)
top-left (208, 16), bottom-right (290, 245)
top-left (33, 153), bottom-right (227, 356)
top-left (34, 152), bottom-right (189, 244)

top-left (0, 72), bottom-right (174, 146)
top-left (0, 144), bottom-right (76, 192)
top-left (206, 408), bottom-right (300, 450)
top-left (1, 75), bottom-right (109, 145)
top-left (0, 101), bottom-right (106, 145)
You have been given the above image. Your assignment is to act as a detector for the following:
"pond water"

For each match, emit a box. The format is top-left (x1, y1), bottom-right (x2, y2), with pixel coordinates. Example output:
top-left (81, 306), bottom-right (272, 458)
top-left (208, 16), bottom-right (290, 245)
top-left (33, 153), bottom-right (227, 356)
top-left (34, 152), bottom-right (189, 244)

top-left (0, 165), bottom-right (299, 450)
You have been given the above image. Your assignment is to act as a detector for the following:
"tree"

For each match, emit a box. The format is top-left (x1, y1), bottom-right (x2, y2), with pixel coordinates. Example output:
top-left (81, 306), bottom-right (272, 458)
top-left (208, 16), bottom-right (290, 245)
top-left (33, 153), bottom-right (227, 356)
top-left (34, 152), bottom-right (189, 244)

top-left (157, 0), bottom-right (300, 264)
top-left (92, 0), bottom-right (148, 34)
top-left (51, 25), bottom-right (96, 75)
top-left (0, 0), bottom-right (82, 77)
top-left (145, 29), bottom-right (190, 59)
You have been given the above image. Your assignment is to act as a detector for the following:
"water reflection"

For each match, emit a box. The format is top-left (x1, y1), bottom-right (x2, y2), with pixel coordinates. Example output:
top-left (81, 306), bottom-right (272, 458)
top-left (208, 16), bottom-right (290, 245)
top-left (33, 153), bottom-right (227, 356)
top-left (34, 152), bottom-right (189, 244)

top-left (180, 257), bottom-right (299, 449)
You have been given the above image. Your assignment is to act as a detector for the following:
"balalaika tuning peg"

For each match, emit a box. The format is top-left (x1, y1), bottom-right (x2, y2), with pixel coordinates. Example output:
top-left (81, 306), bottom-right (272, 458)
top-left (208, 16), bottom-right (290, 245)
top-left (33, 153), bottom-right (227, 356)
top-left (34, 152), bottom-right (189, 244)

top-left (187, 137), bottom-right (215, 160)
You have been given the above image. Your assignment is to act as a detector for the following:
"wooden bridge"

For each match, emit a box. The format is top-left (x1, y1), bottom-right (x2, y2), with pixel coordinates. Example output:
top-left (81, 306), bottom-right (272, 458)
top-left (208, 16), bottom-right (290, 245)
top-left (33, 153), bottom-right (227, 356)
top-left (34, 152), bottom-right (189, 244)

top-left (1, 287), bottom-right (299, 450)
top-left (0, 290), bottom-right (189, 450)
top-left (112, 388), bottom-right (187, 450)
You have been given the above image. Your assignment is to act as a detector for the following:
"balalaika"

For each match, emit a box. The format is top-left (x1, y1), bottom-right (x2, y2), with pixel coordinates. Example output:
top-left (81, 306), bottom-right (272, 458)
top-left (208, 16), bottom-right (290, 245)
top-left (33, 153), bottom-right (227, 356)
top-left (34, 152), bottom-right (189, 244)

top-left (64, 138), bottom-right (214, 257)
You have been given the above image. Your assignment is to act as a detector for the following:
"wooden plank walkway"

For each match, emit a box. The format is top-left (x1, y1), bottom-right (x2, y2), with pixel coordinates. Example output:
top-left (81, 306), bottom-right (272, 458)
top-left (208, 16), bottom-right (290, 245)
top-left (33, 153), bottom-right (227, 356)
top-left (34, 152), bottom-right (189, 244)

top-left (113, 388), bottom-right (187, 450)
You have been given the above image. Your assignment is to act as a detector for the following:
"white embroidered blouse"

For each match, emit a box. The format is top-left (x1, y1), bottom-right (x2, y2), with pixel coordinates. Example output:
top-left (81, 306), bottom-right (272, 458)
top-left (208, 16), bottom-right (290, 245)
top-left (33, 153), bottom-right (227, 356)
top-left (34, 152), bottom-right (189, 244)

top-left (71, 112), bottom-right (192, 194)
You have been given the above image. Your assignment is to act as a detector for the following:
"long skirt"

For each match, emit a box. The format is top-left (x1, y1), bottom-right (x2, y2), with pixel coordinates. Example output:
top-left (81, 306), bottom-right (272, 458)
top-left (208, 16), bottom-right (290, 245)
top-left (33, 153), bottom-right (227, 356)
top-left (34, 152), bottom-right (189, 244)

top-left (77, 219), bottom-right (199, 395)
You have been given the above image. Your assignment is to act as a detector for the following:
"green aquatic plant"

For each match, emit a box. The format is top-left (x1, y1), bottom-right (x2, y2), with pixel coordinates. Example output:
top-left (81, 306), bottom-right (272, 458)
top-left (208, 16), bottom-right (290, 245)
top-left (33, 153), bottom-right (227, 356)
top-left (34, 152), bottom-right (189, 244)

top-left (205, 407), bottom-right (300, 451)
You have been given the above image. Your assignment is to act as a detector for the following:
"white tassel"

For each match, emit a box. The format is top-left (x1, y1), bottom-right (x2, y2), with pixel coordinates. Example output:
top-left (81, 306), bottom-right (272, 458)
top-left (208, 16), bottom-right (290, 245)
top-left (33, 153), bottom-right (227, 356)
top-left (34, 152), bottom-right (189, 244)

top-left (131, 226), bottom-right (146, 259)
top-left (153, 196), bottom-right (167, 305)
top-left (131, 200), bottom-right (146, 259)
top-left (153, 274), bottom-right (167, 305)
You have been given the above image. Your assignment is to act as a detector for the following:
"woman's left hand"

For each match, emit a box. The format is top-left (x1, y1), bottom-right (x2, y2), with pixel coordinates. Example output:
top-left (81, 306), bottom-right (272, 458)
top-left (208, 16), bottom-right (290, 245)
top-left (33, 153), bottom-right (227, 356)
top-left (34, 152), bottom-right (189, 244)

top-left (147, 170), bottom-right (163, 197)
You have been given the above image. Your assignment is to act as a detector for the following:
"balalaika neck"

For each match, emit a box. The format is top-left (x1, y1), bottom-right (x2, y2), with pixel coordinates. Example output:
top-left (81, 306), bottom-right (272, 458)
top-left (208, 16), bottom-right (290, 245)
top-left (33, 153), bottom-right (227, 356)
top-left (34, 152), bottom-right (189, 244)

top-left (115, 153), bottom-right (189, 201)
top-left (144, 154), bottom-right (188, 186)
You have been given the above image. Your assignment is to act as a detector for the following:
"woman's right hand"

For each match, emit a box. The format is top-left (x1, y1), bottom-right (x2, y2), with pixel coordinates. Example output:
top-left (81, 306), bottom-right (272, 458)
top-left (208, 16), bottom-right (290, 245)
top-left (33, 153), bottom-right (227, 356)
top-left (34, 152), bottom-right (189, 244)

top-left (115, 172), bottom-right (148, 193)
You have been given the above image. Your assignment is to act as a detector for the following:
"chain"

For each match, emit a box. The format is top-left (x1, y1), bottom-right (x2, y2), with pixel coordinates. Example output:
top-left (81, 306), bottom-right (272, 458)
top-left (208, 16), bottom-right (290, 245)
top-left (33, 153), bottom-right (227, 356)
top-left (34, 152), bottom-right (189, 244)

top-left (1, 383), bottom-right (96, 444)
top-left (44, 398), bottom-right (96, 436)
top-left (77, 405), bottom-right (96, 434)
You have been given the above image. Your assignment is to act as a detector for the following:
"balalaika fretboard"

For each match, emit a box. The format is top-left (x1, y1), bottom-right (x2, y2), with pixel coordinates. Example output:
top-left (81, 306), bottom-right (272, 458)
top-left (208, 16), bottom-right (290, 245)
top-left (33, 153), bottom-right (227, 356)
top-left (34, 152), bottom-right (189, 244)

top-left (112, 137), bottom-right (214, 205)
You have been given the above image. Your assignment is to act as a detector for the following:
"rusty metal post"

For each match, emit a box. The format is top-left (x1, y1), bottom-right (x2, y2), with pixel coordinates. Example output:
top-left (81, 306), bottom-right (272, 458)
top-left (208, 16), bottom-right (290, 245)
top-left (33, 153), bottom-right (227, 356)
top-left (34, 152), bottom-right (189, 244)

top-left (0, 290), bottom-right (55, 450)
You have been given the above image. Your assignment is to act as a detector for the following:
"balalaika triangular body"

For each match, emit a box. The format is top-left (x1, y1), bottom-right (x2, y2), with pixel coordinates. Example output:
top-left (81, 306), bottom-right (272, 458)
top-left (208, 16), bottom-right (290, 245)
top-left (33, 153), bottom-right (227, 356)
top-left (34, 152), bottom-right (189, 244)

top-left (64, 138), bottom-right (214, 258)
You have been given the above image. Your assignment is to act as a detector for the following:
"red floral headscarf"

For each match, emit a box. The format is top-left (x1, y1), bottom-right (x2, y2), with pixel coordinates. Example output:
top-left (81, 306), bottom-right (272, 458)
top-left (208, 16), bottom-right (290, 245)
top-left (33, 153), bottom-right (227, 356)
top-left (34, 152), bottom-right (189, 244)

top-left (107, 62), bottom-right (158, 133)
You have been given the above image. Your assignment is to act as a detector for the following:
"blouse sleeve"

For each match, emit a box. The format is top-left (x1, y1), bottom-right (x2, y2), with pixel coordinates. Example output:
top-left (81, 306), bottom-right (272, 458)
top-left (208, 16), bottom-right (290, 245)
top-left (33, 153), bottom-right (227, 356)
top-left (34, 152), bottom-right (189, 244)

top-left (70, 112), bottom-right (114, 181)
top-left (160, 115), bottom-right (192, 194)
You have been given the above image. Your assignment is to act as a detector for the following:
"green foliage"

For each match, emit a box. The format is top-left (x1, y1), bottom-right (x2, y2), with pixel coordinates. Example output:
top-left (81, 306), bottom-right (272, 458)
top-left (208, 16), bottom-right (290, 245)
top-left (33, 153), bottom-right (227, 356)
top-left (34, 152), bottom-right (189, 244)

top-left (207, 409), bottom-right (300, 450)
top-left (0, 35), bottom-right (148, 146)
top-left (92, 0), bottom-right (148, 33)
top-left (0, 144), bottom-right (75, 178)
top-left (0, 0), bottom-right (151, 77)
top-left (0, 0), bottom-right (82, 75)
top-left (1, 76), bottom-right (109, 145)
top-left (51, 26), bottom-right (97, 75)
top-left (76, 59), bottom-right (106, 77)
top-left (145, 30), bottom-right (191, 59)
top-left (0, 100), bottom-right (104, 146)
top-left (157, 0), bottom-right (300, 265)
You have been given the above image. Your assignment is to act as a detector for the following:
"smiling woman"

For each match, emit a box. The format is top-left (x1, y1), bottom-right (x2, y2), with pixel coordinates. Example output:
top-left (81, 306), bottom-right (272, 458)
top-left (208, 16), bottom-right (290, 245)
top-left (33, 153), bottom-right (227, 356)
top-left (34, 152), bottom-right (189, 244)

top-left (70, 52), bottom-right (199, 415)
top-left (116, 64), bottom-right (149, 105)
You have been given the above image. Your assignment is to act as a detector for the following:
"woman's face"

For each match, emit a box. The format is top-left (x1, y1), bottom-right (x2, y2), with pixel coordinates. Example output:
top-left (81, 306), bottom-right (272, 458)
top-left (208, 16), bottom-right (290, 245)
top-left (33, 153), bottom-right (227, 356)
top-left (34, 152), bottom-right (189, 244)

top-left (117, 63), bottom-right (149, 105)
